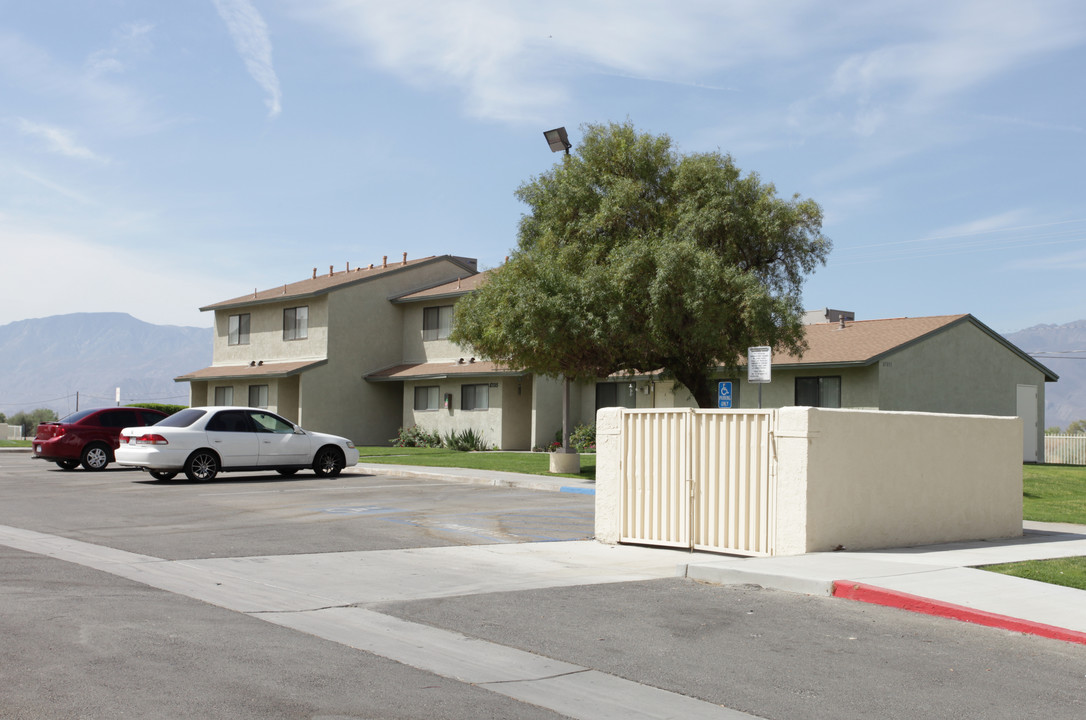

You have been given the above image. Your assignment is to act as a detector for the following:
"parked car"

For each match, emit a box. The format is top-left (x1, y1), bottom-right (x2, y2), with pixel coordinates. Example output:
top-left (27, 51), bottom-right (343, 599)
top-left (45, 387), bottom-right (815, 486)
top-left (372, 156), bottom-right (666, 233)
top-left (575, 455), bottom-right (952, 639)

top-left (115, 406), bottom-right (358, 482)
top-left (33, 407), bottom-right (169, 471)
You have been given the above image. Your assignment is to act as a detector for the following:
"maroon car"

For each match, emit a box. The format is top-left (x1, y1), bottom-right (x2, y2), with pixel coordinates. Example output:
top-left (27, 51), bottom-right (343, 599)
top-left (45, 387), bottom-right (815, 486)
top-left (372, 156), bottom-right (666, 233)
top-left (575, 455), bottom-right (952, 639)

top-left (33, 407), bottom-right (168, 471)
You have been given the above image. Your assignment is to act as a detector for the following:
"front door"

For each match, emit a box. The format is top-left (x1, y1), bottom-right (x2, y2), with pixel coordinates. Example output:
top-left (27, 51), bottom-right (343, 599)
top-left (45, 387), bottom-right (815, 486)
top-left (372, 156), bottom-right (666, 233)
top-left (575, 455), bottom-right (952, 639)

top-left (1017, 384), bottom-right (1039, 463)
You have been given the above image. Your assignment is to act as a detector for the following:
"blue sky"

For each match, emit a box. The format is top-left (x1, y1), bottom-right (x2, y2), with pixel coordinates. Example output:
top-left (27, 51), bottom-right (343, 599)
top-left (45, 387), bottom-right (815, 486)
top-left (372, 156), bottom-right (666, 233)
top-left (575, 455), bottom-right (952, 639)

top-left (2, 0), bottom-right (1085, 334)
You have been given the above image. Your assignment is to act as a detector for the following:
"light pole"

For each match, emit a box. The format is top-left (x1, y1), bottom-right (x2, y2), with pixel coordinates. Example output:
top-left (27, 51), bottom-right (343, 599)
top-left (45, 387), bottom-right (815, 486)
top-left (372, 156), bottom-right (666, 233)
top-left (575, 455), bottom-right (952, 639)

top-left (543, 126), bottom-right (574, 457)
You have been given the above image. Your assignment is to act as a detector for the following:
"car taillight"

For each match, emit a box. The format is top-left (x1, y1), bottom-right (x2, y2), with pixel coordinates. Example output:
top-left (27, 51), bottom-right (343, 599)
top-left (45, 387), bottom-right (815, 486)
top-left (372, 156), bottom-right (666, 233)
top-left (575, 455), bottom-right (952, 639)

top-left (133, 434), bottom-right (169, 445)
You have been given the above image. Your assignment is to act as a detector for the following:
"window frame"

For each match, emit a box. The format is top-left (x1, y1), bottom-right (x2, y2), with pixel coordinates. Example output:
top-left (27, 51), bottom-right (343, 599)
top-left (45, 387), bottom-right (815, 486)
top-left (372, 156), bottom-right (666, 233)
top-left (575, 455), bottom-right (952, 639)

top-left (422, 305), bottom-right (454, 341)
top-left (228, 313), bottom-right (250, 346)
top-left (461, 383), bottom-right (489, 411)
top-left (794, 376), bottom-right (842, 408)
top-left (283, 306), bottom-right (309, 341)
top-left (248, 384), bottom-right (269, 409)
top-left (413, 385), bottom-right (440, 412)
top-left (213, 386), bottom-right (234, 406)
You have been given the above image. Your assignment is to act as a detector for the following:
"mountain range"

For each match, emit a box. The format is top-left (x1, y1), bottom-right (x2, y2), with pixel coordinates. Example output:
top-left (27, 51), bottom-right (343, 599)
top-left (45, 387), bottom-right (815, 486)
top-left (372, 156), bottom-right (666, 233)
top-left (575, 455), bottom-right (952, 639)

top-left (0, 313), bottom-right (211, 418)
top-left (0, 313), bottom-right (1083, 429)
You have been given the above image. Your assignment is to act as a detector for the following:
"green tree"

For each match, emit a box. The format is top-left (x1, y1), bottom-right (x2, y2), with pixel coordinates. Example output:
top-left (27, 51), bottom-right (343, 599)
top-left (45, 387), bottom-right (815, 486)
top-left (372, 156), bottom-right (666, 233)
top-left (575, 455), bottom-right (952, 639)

top-left (451, 120), bottom-right (830, 409)
top-left (9, 408), bottom-right (58, 437)
top-left (1067, 420), bottom-right (1086, 435)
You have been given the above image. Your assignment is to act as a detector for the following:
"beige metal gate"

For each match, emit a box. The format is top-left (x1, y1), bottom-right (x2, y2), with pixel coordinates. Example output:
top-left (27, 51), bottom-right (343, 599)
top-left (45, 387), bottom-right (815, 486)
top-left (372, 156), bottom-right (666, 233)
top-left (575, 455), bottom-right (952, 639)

top-left (619, 409), bottom-right (776, 556)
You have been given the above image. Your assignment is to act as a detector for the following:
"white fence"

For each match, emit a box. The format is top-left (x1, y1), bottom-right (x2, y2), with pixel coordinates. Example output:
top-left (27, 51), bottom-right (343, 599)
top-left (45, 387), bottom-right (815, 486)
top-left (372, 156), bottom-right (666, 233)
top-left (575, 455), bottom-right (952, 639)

top-left (1044, 435), bottom-right (1086, 466)
top-left (617, 409), bottom-right (775, 556)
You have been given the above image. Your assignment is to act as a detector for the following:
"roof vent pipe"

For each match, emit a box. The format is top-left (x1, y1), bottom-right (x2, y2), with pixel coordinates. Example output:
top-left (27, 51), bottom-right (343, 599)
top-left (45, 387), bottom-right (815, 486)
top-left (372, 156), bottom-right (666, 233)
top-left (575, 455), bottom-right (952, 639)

top-left (347, 261), bottom-right (351, 272)
top-left (329, 265), bottom-right (334, 277)
top-left (839, 317), bottom-right (847, 329)
top-left (402, 252), bottom-right (407, 265)
top-left (312, 268), bottom-right (317, 279)
top-left (382, 255), bottom-right (388, 268)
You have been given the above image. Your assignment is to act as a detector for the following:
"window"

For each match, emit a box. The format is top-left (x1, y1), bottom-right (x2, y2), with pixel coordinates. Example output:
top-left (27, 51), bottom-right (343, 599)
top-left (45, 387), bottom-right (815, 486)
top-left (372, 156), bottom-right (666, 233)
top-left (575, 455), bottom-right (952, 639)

top-left (283, 306), bottom-right (309, 341)
top-left (422, 305), bottom-right (454, 341)
top-left (249, 410), bottom-right (294, 434)
top-left (228, 313), bottom-right (250, 345)
top-left (595, 382), bottom-right (637, 412)
top-left (98, 410), bottom-right (139, 428)
top-left (795, 376), bottom-right (841, 408)
top-left (414, 385), bottom-right (439, 411)
top-left (248, 384), bottom-right (269, 408)
top-left (206, 410), bottom-right (252, 432)
top-left (461, 384), bottom-right (489, 411)
top-left (214, 386), bottom-right (234, 406)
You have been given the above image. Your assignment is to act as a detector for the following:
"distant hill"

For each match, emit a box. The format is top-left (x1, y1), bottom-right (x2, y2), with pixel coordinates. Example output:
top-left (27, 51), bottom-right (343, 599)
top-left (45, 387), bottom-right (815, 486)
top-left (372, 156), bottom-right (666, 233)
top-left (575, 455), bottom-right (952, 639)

top-left (0, 313), bottom-right (211, 418)
top-left (1003, 320), bottom-right (1086, 431)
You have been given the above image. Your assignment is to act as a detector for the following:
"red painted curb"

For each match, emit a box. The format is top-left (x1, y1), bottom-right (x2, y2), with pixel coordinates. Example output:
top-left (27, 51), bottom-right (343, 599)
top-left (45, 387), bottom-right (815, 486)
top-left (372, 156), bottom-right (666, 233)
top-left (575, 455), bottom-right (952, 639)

top-left (832, 580), bottom-right (1086, 646)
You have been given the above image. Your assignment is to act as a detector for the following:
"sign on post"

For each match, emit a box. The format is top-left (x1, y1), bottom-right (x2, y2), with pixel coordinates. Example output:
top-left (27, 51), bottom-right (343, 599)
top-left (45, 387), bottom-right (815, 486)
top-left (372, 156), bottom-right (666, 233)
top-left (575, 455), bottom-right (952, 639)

top-left (748, 346), bottom-right (772, 409)
top-left (717, 381), bottom-right (733, 409)
top-left (747, 347), bottom-right (772, 383)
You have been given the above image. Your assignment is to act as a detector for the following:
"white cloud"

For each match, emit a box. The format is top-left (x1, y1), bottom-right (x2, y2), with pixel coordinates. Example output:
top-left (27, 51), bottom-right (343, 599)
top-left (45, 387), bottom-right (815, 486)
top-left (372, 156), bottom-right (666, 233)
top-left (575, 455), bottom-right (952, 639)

top-left (212, 0), bottom-right (282, 117)
top-left (85, 20), bottom-right (155, 78)
top-left (16, 119), bottom-right (106, 162)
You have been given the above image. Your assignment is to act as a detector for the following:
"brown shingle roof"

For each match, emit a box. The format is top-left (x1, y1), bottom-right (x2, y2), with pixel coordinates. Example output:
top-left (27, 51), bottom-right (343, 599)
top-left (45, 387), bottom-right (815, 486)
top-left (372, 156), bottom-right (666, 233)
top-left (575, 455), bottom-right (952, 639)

top-left (777, 314), bottom-right (968, 366)
top-left (201, 255), bottom-right (477, 311)
top-left (175, 359), bottom-right (326, 382)
top-left (392, 270), bottom-right (490, 302)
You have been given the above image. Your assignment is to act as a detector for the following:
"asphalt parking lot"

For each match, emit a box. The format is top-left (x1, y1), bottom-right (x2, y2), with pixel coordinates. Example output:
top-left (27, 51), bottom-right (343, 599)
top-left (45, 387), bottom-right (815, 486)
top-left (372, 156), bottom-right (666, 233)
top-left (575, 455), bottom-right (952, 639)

top-left (0, 455), bottom-right (595, 559)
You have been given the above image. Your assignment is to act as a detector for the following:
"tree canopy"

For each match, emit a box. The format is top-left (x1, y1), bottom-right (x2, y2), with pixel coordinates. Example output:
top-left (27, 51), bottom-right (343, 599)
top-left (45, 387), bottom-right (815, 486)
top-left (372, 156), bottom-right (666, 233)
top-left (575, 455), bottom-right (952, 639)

top-left (451, 120), bottom-right (831, 408)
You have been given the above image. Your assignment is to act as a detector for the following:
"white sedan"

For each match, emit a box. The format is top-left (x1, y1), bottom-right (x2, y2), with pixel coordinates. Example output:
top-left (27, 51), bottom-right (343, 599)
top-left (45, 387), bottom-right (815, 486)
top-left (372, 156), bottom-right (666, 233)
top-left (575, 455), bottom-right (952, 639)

top-left (116, 406), bottom-right (357, 482)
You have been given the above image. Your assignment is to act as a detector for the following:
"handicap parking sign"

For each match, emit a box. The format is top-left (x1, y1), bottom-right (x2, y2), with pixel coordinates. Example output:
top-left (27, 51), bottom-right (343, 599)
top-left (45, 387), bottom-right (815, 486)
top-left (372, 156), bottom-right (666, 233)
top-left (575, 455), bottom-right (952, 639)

top-left (717, 381), bottom-right (733, 408)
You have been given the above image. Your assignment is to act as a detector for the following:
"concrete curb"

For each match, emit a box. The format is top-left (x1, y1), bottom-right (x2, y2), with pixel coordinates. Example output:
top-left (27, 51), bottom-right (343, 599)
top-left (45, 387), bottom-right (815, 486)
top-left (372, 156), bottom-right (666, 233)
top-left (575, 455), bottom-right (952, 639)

top-left (832, 580), bottom-right (1086, 645)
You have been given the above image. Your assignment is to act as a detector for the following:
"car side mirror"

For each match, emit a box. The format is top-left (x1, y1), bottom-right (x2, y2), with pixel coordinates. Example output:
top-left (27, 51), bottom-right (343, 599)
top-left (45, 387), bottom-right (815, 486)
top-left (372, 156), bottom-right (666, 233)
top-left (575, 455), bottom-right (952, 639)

top-left (294, 427), bottom-right (305, 435)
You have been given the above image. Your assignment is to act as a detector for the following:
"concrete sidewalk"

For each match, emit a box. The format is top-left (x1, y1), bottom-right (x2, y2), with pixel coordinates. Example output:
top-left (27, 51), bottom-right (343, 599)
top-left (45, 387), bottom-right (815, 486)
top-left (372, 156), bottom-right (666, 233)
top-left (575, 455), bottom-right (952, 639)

top-left (350, 462), bottom-right (1086, 645)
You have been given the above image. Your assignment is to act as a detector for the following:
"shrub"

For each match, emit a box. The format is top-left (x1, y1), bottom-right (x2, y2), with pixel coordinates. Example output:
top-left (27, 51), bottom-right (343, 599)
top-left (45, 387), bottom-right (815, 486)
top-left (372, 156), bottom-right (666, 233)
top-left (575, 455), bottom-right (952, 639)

top-left (391, 425), bottom-right (443, 448)
top-left (131, 403), bottom-right (187, 416)
top-left (443, 428), bottom-right (491, 452)
top-left (570, 423), bottom-right (596, 453)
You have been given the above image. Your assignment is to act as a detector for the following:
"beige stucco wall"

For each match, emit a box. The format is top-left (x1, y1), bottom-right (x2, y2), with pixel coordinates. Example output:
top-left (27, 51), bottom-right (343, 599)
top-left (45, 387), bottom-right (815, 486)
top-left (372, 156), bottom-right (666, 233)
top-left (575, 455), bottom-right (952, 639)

top-left (776, 407), bottom-right (1022, 553)
top-left (212, 296), bottom-right (329, 365)
top-left (401, 378), bottom-right (505, 448)
top-left (595, 407), bottom-right (1023, 555)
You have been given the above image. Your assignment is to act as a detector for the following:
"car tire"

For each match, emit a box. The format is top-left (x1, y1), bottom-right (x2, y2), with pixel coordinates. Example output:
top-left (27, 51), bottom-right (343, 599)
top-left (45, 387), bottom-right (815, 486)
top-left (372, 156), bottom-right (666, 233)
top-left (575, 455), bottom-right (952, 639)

top-left (312, 447), bottom-right (344, 478)
top-left (276, 468), bottom-right (299, 477)
top-left (81, 443), bottom-right (111, 471)
top-left (149, 470), bottom-right (177, 481)
top-left (55, 460), bottom-right (80, 470)
top-left (184, 450), bottom-right (219, 482)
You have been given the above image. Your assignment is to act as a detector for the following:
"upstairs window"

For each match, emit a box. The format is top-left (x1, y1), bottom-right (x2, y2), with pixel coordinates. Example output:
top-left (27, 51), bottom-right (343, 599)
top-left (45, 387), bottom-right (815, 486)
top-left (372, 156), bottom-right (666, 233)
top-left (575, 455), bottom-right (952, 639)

top-left (795, 376), bottom-right (841, 408)
top-left (228, 313), bottom-right (250, 345)
top-left (283, 306), bottom-right (308, 341)
top-left (461, 384), bottom-right (489, 411)
top-left (423, 305), bottom-right (454, 341)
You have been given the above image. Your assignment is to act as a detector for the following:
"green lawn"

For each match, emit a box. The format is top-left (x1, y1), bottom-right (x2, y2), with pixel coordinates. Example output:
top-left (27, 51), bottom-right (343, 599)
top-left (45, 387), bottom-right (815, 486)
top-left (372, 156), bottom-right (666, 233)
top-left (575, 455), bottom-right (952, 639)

top-left (356, 446), bottom-right (595, 481)
top-left (0, 439), bottom-right (30, 448)
top-left (980, 556), bottom-right (1086, 591)
top-left (1022, 463), bottom-right (1086, 524)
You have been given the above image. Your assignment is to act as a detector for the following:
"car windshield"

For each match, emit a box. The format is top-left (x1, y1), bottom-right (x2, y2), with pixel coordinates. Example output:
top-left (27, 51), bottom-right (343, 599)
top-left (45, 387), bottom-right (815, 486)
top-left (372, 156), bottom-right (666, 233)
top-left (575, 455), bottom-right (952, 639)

top-left (154, 408), bottom-right (207, 428)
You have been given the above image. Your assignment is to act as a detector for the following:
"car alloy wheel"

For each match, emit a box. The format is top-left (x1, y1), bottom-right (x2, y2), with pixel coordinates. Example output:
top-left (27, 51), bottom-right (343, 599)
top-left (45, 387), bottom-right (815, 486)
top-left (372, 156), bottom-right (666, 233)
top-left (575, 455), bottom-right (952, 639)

top-left (184, 451), bottom-right (219, 482)
top-left (313, 447), bottom-right (344, 478)
top-left (81, 444), bottom-right (110, 471)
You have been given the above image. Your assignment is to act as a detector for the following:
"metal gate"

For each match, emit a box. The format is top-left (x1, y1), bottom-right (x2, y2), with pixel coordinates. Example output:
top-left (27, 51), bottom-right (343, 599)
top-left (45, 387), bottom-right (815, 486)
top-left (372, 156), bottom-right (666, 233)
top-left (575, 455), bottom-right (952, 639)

top-left (619, 409), bottom-right (776, 556)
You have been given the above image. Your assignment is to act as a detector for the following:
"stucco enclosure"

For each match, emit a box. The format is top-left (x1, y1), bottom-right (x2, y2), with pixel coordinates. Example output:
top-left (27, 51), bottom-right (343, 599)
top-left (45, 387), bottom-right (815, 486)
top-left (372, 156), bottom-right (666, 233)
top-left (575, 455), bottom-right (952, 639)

top-left (595, 406), bottom-right (1023, 556)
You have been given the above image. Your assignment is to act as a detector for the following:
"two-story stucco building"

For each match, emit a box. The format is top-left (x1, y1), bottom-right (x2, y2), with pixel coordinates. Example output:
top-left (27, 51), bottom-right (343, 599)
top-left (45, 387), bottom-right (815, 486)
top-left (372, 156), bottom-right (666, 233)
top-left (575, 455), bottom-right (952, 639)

top-left (178, 258), bottom-right (1057, 461)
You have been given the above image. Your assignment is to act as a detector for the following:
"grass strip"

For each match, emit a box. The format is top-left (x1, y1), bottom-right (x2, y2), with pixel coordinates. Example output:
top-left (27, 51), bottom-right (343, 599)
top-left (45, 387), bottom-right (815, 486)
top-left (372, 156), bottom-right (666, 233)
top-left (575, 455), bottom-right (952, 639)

top-left (980, 556), bottom-right (1086, 591)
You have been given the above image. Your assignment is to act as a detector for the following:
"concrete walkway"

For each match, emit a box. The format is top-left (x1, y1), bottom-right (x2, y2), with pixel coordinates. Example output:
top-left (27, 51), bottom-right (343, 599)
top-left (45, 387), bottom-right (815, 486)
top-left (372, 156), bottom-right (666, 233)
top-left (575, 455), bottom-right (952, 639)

top-left (349, 463), bottom-right (1086, 645)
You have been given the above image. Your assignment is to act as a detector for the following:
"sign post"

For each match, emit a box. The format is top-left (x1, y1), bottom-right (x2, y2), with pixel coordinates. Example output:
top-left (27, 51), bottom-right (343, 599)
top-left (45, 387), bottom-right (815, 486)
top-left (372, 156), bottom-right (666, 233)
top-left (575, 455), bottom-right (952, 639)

top-left (747, 346), bottom-right (772, 409)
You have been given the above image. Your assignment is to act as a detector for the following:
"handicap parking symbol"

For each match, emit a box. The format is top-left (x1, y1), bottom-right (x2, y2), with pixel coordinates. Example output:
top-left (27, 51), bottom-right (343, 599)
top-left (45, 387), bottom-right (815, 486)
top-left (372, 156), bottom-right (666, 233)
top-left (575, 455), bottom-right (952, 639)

top-left (718, 381), bottom-right (733, 409)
